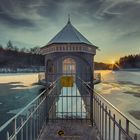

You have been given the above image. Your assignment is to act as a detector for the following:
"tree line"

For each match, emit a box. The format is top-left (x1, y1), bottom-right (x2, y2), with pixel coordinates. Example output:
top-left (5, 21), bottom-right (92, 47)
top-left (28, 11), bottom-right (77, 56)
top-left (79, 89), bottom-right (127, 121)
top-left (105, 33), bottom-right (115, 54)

top-left (94, 62), bottom-right (112, 70)
top-left (94, 54), bottom-right (140, 70)
top-left (0, 41), bottom-right (44, 68)
top-left (113, 54), bottom-right (140, 70)
top-left (0, 41), bottom-right (139, 70)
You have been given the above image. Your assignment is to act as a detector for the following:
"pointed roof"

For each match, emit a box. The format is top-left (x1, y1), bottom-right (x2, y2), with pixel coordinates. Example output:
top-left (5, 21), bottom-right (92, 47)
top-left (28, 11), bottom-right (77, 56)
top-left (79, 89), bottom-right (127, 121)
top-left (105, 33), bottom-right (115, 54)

top-left (47, 19), bottom-right (94, 46)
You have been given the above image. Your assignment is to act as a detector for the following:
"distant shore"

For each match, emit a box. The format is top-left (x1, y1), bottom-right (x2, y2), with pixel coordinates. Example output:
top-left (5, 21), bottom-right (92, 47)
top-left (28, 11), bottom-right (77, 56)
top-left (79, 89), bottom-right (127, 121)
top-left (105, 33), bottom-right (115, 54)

top-left (96, 69), bottom-right (140, 72)
top-left (116, 68), bottom-right (140, 71)
top-left (0, 67), bottom-right (45, 73)
top-left (0, 68), bottom-right (140, 73)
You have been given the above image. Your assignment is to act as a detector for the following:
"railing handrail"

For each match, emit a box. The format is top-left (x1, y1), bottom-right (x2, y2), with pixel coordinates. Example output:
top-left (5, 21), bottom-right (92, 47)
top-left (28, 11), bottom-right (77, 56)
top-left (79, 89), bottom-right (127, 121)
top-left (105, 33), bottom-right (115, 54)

top-left (77, 76), bottom-right (140, 131)
top-left (94, 90), bottom-right (140, 130)
top-left (0, 89), bottom-right (46, 132)
top-left (0, 78), bottom-right (59, 132)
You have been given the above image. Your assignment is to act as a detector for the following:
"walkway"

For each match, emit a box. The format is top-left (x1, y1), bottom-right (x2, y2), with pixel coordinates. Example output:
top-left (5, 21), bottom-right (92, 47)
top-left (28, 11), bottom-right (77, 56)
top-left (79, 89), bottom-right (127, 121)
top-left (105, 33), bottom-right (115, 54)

top-left (39, 120), bottom-right (98, 140)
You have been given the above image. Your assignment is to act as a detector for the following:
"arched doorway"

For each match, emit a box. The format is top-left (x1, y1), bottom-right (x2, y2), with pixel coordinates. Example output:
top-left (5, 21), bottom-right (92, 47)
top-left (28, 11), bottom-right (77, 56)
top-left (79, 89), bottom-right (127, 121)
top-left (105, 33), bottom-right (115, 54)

top-left (63, 58), bottom-right (76, 74)
top-left (54, 58), bottom-right (87, 119)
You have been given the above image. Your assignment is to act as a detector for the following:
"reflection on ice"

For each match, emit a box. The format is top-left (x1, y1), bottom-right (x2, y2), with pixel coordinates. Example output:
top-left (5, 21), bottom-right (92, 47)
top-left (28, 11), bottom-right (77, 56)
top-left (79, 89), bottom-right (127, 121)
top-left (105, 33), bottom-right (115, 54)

top-left (56, 83), bottom-right (86, 118)
top-left (0, 73), bottom-right (43, 126)
top-left (95, 70), bottom-right (140, 126)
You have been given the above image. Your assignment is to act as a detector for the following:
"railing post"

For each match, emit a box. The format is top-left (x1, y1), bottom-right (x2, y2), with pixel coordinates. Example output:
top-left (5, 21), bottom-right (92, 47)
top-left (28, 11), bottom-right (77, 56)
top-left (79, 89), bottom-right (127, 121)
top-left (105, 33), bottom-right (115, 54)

top-left (26, 111), bottom-right (29, 140)
top-left (102, 103), bottom-right (104, 140)
top-left (119, 120), bottom-right (121, 140)
top-left (108, 110), bottom-right (111, 140)
top-left (99, 100), bottom-right (101, 138)
top-left (97, 98), bottom-right (99, 129)
top-left (113, 114), bottom-right (116, 140)
top-left (37, 99), bottom-right (40, 138)
top-left (14, 118), bottom-right (17, 140)
top-left (105, 106), bottom-right (107, 140)
top-left (134, 134), bottom-right (137, 140)
top-left (90, 87), bottom-right (93, 126)
top-left (6, 132), bottom-right (9, 140)
top-left (126, 119), bottom-right (129, 140)
top-left (21, 118), bottom-right (23, 140)
top-left (29, 109), bottom-right (32, 140)
top-left (93, 95), bottom-right (95, 125)
top-left (33, 105), bottom-right (36, 140)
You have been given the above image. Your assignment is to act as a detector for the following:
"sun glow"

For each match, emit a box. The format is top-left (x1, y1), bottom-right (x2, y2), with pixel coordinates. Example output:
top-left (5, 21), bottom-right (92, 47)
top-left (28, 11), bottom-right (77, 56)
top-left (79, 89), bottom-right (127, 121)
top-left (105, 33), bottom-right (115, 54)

top-left (111, 60), bottom-right (115, 65)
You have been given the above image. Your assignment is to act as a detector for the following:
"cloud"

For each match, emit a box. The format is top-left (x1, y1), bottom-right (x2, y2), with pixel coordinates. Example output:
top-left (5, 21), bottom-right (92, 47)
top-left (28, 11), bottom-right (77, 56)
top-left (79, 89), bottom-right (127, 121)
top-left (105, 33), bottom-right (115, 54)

top-left (116, 31), bottom-right (140, 43)
top-left (95, 0), bottom-right (140, 22)
top-left (0, 12), bottom-right (34, 28)
top-left (0, 0), bottom-right (140, 62)
top-left (92, 0), bottom-right (140, 40)
top-left (0, 0), bottom-right (46, 27)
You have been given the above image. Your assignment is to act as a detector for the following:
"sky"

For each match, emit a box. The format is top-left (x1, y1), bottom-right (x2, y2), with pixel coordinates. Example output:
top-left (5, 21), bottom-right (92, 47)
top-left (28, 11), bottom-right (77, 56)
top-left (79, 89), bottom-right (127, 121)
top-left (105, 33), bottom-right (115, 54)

top-left (0, 0), bottom-right (140, 63)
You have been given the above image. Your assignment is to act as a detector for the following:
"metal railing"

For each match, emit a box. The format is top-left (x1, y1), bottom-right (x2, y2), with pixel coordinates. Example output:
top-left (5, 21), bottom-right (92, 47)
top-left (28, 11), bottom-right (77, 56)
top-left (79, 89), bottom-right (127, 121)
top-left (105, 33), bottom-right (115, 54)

top-left (0, 75), bottom-right (139, 140)
top-left (47, 79), bottom-right (91, 122)
top-left (0, 87), bottom-right (54, 140)
top-left (79, 77), bottom-right (140, 140)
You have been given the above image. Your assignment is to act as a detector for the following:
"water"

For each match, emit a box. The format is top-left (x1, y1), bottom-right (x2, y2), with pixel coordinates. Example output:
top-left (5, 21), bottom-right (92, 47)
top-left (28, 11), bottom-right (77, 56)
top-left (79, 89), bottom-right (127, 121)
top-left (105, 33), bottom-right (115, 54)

top-left (95, 70), bottom-right (140, 126)
top-left (56, 83), bottom-right (86, 118)
top-left (0, 73), bottom-right (43, 126)
top-left (0, 71), bottom-right (139, 129)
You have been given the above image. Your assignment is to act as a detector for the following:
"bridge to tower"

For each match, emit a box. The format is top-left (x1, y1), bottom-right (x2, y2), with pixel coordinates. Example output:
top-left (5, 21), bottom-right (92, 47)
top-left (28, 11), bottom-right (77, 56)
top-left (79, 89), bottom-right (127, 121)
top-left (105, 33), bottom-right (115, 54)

top-left (40, 18), bottom-right (97, 124)
top-left (0, 18), bottom-right (139, 140)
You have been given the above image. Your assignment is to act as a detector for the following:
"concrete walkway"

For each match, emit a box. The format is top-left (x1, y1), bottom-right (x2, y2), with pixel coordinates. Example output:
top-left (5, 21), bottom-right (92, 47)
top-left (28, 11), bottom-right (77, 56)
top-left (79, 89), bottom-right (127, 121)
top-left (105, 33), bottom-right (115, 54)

top-left (39, 120), bottom-right (98, 140)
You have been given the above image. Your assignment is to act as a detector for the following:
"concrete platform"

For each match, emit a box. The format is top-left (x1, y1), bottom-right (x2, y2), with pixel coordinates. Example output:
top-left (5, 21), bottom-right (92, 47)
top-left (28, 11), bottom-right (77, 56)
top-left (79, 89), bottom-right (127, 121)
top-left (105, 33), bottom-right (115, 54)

top-left (39, 120), bottom-right (98, 140)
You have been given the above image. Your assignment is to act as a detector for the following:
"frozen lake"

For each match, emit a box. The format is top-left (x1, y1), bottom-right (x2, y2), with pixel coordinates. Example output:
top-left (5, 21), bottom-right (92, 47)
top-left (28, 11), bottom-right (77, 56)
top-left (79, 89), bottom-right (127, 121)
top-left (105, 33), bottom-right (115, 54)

top-left (95, 70), bottom-right (140, 126)
top-left (0, 71), bottom-right (140, 128)
top-left (0, 73), bottom-right (43, 126)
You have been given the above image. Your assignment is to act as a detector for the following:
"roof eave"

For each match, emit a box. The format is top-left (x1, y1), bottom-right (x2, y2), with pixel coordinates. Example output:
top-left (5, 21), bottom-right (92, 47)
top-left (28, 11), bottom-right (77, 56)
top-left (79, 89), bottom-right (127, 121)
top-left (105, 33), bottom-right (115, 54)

top-left (41, 42), bottom-right (98, 50)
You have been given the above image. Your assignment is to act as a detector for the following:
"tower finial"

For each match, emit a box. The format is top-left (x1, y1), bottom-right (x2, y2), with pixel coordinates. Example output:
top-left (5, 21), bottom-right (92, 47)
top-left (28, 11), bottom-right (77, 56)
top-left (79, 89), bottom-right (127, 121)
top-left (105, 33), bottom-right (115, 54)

top-left (68, 14), bottom-right (71, 23)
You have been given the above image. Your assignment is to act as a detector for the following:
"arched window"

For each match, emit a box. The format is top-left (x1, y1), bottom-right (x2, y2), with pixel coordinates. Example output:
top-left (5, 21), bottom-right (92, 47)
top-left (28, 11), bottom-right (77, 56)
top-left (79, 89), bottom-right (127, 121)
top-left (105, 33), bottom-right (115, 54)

top-left (63, 58), bottom-right (76, 74)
